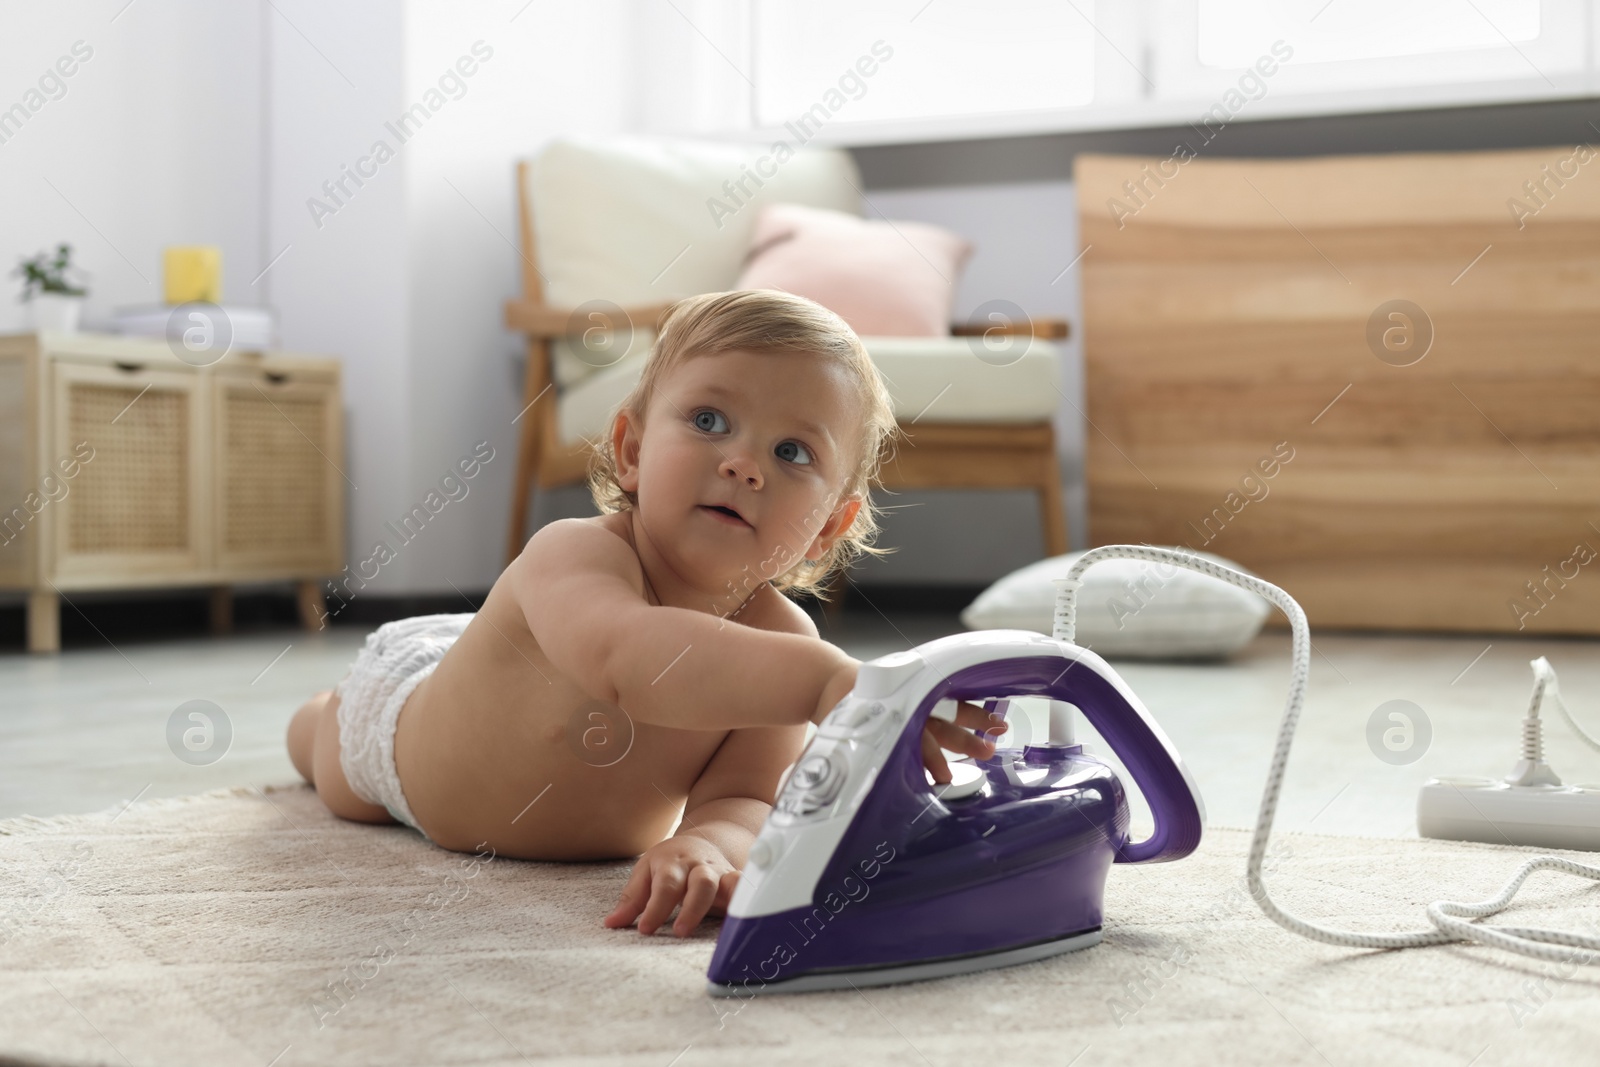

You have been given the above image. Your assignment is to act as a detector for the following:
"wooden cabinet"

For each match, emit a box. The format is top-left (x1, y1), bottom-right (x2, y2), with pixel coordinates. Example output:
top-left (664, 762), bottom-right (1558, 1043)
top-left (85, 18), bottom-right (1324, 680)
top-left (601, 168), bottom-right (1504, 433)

top-left (212, 361), bottom-right (343, 577)
top-left (0, 332), bottom-right (346, 652)
top-left (1076, 148), bottom-right (1600, 634)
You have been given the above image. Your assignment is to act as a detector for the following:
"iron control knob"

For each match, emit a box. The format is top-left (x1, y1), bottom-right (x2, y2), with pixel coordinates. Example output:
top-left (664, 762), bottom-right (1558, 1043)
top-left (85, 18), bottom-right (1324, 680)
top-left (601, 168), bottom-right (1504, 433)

top-left (776, 748), bottom-right (847, 818)
top-left (794, 755), bottom-right (833, 789)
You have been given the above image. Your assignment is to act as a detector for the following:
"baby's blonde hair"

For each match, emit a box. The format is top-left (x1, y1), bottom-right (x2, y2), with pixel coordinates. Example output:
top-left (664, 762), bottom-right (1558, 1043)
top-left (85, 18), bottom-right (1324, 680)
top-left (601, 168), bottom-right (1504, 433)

top-left (587, 289), bottom-right (899, 598)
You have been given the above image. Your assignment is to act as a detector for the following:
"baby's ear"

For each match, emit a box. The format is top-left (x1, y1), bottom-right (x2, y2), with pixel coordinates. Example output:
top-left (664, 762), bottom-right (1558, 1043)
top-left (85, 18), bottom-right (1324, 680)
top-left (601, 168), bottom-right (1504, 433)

top-left (611, 409), bottom-right (643, 492)
top-left (805, 493), bottom-right (863, 562)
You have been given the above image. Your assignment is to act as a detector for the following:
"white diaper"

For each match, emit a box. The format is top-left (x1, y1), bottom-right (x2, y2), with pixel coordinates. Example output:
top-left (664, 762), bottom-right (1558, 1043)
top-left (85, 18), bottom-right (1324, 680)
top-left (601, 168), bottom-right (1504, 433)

top-left (335, 612), bottom-right (474, 839)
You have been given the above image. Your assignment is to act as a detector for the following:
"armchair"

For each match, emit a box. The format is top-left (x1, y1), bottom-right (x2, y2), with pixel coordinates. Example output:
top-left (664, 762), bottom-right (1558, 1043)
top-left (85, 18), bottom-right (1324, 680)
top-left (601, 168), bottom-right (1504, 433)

top-left (503, 136), bottom-right (1070, 569)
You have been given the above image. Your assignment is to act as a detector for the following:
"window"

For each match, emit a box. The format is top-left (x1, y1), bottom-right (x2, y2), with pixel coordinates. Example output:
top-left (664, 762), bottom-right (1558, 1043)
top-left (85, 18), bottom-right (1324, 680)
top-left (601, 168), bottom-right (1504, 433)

top-left (750, 0), bottom-right (1099, 127)
top-left (1156, 0), bottom-right (1587, 100)
top-left (660, 0), bottom-right (1600, 143)
top-left (1200, 0), bottom-right (1541, 66)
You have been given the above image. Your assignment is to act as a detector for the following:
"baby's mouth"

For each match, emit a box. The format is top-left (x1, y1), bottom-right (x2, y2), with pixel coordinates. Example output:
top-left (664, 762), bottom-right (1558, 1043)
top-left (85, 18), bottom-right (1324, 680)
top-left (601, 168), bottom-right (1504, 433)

top-left (699, 504), bottom-right (752, 530)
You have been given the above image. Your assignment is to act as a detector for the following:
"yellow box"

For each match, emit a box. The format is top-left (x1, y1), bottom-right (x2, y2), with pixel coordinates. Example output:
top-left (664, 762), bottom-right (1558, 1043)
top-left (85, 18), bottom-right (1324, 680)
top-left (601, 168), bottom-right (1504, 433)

top-left (163, 246), bottom-right (222, 304)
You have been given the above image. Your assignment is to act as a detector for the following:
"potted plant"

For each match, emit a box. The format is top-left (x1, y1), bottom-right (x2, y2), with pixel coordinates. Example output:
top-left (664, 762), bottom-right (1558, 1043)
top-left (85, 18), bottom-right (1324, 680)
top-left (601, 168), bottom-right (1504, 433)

top-left (14, 244), bottom-right (88, 333)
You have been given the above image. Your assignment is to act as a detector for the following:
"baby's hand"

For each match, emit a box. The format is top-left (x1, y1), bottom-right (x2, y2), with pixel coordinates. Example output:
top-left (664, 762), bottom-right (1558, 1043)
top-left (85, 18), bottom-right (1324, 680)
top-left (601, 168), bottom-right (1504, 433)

top-left (924, 702), bottom-right (1005, 784)
top-left (603, 835), bottom-right (739, 937)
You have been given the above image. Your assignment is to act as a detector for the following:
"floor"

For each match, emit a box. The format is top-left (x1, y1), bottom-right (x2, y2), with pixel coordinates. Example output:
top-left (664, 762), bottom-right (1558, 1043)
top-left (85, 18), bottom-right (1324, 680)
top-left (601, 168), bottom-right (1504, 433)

top-left (4, 601), bottom-right (1600, 840)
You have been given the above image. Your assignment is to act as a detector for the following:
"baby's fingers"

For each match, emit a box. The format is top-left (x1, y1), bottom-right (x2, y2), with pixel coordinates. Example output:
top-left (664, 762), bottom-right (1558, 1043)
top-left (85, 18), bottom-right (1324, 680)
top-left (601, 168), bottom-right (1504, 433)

top-left (671, 864), bottom-right (723, 937)
top-left (922, 727), bottom-right (953, 784)
top-left (603, 860), bottom-right (654, 929)
top-left (952, 701), bottom-right (1010, 742)
top-left (711, 868), bottom-right (740, 916)
top-left (635, 865), bottom-right (686, 936)
top-left (926, 713), bottom-right (999, 762)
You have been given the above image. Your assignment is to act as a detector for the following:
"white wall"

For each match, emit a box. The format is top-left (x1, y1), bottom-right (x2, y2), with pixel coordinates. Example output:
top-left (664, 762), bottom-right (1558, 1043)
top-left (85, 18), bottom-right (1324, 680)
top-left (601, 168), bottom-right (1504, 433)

top-left (399, 1), bottom-right (635, 594)
top-left (0, 1), bottom-right (264, 332)
top-left (265, 0), bottom-right (412, 595)
top-left (265, 0), bottom-right (638, 597)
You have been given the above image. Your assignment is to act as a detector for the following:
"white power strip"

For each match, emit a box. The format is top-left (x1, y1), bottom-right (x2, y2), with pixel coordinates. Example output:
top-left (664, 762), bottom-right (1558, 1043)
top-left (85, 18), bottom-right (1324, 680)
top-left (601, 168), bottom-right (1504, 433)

top-left (1418, 656), bottom-right (1600, 851)
top-left (1418, 778), bottom-right (1600, 851)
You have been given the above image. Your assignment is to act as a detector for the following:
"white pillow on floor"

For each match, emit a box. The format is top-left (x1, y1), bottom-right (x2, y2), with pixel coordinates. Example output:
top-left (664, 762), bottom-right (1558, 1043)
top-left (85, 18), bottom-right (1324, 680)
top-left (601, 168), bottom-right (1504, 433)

top-left (960, 548), bottom-right (1270, 659)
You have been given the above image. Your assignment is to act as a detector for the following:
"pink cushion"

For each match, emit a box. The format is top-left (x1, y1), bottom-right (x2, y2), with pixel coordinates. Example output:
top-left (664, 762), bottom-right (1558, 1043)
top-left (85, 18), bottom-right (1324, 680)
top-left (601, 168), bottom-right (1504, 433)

top-left (734, 202), bottom-right (972, 337)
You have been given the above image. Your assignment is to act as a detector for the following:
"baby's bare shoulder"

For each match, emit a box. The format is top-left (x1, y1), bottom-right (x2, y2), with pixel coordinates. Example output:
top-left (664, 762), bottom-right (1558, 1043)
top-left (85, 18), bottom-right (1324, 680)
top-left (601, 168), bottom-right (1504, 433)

top-left (517, 515), bottom-right (640, 583)
top-left (511, 515), bottom-right (648, 633)
top-left (521, 513), bottom-right (632, 557)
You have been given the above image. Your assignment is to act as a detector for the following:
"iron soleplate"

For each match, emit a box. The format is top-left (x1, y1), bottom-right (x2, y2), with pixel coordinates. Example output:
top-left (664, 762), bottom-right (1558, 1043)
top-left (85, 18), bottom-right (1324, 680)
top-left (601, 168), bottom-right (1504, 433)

top-left (705, 926), bottom-right (1102, 997)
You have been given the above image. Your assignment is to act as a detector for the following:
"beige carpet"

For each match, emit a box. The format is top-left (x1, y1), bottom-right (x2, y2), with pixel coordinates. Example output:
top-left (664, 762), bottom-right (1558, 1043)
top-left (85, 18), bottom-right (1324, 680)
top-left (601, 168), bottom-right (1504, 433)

top-left (1, 784), bottom-right (1597, 1067)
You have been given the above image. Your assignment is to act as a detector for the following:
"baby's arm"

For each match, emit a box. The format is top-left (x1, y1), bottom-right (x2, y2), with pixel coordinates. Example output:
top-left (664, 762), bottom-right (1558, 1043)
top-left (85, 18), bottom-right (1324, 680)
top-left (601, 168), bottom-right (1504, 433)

top-left (516, 519), bottom-right (856, 730)
top-left (604, 720), bottom-right (806, 936)
top-left (603, 593), bottom-right (819, 937)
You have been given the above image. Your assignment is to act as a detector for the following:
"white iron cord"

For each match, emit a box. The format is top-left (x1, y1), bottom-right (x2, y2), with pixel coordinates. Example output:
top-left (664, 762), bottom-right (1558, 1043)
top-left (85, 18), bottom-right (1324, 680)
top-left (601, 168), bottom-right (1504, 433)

top-left (1052, 545), bottom-right (1600, 965)
top-left (1530, 656), bottom-right (1600, 755)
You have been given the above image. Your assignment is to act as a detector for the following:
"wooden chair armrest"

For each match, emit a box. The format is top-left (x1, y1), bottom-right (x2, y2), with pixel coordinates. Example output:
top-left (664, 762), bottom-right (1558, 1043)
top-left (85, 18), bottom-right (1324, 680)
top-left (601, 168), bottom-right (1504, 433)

top-left (504, 299), bottom-right (678, 338)
top-left (950, 317), bottom-right (1070, 341)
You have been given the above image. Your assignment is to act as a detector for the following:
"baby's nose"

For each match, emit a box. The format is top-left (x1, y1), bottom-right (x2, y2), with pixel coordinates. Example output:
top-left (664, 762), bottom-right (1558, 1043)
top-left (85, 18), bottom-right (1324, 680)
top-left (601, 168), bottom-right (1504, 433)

top-left (720, 452), bottom-right (762, 486)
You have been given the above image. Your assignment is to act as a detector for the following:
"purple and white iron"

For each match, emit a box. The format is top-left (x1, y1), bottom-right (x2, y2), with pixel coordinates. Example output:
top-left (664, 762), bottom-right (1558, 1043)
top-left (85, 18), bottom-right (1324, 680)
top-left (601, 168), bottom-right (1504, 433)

top-left (705, 595), bottom-right (1205, 995)
top-left (709, 544), bottom-right (1600, 995)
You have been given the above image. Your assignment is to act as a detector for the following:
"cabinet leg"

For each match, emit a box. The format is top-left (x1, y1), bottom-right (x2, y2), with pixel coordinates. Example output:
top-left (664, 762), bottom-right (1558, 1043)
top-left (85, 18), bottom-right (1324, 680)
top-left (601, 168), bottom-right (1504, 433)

top-left (296, 580), bottom-right (327, 632)
top-left (1038, 443), bottom-right (1070, 558)
top-left (209, 586), bottom-right (234, 635)
top-left (27, 590), bottom-right (60, 654)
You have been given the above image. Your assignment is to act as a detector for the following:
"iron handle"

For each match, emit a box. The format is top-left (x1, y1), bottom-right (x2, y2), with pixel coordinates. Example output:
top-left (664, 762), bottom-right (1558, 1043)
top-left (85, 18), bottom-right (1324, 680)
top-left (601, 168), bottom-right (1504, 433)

top-left (927, 649), bottom-right (1204, 865)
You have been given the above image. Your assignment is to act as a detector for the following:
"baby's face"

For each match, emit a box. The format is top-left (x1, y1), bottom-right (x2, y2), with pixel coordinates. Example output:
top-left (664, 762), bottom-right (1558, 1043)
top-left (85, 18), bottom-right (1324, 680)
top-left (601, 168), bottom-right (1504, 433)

top-left (615, 348), bottom-right (865, 601)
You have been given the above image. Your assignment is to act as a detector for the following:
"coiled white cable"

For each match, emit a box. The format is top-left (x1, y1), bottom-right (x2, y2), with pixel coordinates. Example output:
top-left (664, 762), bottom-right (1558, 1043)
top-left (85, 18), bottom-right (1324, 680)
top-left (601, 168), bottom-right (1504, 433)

top-left (1055, 545), bottom-right (1600, 965)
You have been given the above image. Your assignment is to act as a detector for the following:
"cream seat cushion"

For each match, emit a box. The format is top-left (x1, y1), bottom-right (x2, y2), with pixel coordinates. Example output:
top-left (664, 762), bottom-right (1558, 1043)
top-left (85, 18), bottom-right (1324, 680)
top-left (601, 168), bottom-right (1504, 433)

top-left (557, 335), bottom-right (1062, 448)
top-left (526, 136), bottom-right (864, 389)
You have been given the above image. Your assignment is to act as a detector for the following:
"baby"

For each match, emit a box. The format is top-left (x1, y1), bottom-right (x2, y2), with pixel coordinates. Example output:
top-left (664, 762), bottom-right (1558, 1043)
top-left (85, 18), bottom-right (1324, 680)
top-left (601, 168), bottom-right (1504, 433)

top-left (286, 290), bottom-right (998, 938)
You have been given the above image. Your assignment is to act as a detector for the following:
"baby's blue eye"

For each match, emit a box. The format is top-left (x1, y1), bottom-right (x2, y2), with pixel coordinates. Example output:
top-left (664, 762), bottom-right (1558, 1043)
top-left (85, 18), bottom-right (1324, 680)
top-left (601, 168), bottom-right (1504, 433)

top-left (776, 440), bottom-right (813, 465)
top-left (692, 410), bottom-right (728, 433)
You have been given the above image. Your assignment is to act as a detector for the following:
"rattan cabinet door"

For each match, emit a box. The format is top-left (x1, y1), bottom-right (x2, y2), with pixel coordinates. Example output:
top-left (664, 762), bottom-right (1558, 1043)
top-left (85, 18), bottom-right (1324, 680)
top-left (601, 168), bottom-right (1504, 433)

top-left (213, 365), bottom-right (343, 577)
top-left (49, 360), bottom-right (209, 586)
